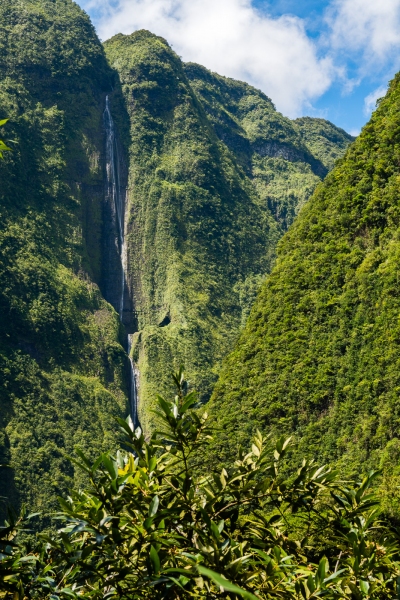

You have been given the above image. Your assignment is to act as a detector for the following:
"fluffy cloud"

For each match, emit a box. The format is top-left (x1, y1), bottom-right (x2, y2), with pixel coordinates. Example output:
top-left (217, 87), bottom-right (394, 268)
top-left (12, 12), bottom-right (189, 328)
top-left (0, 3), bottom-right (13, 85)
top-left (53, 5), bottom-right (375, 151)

top-left (79, 0), bottom-right (400, 119)
top-left (364, 85), bottom-right (388, 116)
top-left (82, 0), bottom-right (333, 117)
top-left (327, 0), bottom-right (400, 65)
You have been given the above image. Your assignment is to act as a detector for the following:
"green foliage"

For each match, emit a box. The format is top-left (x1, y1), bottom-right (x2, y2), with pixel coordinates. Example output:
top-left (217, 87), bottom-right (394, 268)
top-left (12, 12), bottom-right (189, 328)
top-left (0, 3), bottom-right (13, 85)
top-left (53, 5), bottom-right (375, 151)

top-left (208, 71), bottom-right (400, 507)
top-left (293, 117), bottom-right (355, 172)
top-left (2, 372), bottom-right (400, 599)
top-left (0, 0), bottom-right (127, 527)
top-left (0, 119), bottom-right (12, 158)
top-left (0, 6), bottom-right (353, 528)
top-left (104, 31), bottom-right (352, 432)
top-left (104, 31), bottom-right (276, 429)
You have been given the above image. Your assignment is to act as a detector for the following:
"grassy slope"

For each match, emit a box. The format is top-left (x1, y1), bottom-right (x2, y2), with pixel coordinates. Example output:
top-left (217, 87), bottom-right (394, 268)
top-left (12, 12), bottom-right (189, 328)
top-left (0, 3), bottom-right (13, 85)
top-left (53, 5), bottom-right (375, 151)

top-left (208, 72), bottom-right (400, 511)
top-left (0, 0), bottom-right (128, 526)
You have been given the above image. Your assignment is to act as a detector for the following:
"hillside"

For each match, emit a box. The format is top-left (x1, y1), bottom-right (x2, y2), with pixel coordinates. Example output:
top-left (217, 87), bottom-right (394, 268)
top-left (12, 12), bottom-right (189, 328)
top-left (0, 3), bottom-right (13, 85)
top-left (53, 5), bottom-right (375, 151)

top-left (208, 72), bottom-right (400, 508)
top-left (0, 0), bottom-right (128, 525)
top-left (104, 31), bottom-right (352, 430)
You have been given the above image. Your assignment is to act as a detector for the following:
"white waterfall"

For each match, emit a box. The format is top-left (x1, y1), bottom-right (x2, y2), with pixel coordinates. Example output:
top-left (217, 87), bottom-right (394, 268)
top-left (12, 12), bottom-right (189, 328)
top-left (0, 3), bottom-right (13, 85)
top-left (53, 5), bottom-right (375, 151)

top-left (104, 95), bottom-right (139, 428)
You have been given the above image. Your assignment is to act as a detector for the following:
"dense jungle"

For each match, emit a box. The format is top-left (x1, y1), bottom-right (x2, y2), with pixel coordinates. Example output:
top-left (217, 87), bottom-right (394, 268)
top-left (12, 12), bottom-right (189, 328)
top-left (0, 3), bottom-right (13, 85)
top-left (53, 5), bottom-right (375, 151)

top-left (2, 0), bottom-right (400, 598)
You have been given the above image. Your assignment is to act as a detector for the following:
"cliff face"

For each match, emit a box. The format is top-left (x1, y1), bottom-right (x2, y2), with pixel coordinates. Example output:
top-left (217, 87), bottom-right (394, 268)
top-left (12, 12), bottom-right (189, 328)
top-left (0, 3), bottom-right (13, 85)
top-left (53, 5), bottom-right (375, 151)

top-left (184, 64), bottom-right (354, 231)
top-left (208, 71), bottom-right (400, 510)
top-left (104, 32), bottom-right (353, 430)
top-left (103, 31), bottom-right (276, 430)
top-left (0, 0), bottom-right (128, 525)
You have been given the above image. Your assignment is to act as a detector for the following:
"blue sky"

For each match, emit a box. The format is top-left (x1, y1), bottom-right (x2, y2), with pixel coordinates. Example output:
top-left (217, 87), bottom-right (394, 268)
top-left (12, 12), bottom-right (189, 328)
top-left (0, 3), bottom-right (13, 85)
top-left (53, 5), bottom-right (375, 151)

top-left (76, 0), bottom-right (400, 135)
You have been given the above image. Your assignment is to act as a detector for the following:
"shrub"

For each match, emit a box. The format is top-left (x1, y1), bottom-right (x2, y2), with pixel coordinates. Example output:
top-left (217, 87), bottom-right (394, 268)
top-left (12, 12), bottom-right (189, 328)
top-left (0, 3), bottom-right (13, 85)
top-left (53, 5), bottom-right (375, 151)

top-left (1, 370), bottom-right (400, 599)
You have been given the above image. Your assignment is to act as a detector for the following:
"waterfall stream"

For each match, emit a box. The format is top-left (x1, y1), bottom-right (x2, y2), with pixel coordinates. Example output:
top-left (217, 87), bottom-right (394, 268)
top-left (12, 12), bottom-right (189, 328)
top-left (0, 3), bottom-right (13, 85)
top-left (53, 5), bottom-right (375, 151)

top-left (104, 95), bottom-right (139, 428)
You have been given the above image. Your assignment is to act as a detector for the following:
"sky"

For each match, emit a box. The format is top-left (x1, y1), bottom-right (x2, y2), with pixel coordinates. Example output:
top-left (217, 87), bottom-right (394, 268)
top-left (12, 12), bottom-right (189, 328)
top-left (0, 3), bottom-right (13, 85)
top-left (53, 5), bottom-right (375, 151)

top-left (75, 0), bottom-right (400, 135)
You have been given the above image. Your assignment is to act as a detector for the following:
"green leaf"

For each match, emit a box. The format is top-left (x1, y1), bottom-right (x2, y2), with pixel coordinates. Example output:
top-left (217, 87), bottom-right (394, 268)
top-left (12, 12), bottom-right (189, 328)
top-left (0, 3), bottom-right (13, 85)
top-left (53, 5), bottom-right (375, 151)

top-left (102, 455), bottom-right (118, 480)
top-left (198, 566), bottom-right (259, 600)
top-left (149, 495), bottom-right (159, 517)
top-left (180, 392), bottom-right (197, 414)
top-left (150, 545), bottom-right (160, 574)
top-left (317, 557), bottom-right (327, 582)
top-left (157, 396), bottom-right (173, 417)
top-left (360, 580), bottom-right (370, 595)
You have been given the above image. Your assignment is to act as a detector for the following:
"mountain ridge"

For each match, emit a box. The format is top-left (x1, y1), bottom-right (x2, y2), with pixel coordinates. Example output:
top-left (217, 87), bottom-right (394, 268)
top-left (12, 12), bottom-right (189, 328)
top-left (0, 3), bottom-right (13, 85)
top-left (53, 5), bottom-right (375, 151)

top-left (103, 29), bottom-right (353, 430)
top-left (207, 70), bottom-right (400, 512)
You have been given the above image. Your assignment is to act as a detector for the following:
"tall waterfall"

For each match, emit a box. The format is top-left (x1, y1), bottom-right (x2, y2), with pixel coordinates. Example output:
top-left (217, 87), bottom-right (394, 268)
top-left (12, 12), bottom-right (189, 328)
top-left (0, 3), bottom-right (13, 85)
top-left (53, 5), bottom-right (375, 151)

top-left (104, 95), bottom-right (139, 428)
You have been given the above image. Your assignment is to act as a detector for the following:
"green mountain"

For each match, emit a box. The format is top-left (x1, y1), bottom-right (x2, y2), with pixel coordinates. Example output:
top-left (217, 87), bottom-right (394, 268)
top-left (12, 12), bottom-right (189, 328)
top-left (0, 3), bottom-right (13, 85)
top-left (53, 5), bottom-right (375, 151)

top-left (104, 31), bottom-right (353, 431)
top-left (209, 72), bottom-right (400, 510)
top-left (0, 0), bottom-right (128, 525)
top-left (0, 3), bottom-right (352, 524)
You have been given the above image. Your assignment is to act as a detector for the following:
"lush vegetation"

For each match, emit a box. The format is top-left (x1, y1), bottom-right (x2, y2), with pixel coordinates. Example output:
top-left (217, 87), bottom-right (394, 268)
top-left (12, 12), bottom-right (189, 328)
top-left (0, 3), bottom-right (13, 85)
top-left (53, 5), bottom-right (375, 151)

top-left (2, 371), bottom-right (400, 600)
top-left (103, 31), bottom-right (352, 432)
top-left (0, 119), bottom-right (11, 158)
top-left (0, 0), bottom-right (128, 527)
top-left (0, 4), bottom-right (353, 533)
top-left (293, 118), bottom-right (354, 172)
top-left (209, 71), bottom-right (400, 513)
top-left (185, 65), bottom-right (353, 232)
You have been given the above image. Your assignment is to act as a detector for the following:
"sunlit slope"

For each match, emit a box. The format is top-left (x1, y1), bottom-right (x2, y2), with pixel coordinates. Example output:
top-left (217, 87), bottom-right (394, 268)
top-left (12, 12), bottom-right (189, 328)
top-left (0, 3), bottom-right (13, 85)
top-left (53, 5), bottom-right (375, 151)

top-left (209, 72), bottom-right (400, 485)
top-left (0, 0), bottom-right (127, 525)
top-left (104, 31), bottom-right (277, 430)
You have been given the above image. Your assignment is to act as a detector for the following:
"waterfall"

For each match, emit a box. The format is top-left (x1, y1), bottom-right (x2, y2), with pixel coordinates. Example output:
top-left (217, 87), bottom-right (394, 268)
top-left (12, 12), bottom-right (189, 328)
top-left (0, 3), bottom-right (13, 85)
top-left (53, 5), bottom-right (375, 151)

top-left (104, 95), bottom-right (139, 429)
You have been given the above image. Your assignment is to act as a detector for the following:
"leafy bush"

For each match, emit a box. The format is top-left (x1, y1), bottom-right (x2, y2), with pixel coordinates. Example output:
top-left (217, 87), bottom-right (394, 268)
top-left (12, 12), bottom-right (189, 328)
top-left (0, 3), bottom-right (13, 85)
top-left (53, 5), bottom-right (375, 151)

top-left (2, 371), bottom-right (400, 599)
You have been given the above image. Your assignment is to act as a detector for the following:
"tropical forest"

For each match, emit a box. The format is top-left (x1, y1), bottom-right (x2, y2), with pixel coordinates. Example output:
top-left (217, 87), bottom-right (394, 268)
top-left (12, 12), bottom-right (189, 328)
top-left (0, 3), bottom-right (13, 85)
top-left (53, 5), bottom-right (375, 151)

top-left (2, 0), bottom-right (400, 598)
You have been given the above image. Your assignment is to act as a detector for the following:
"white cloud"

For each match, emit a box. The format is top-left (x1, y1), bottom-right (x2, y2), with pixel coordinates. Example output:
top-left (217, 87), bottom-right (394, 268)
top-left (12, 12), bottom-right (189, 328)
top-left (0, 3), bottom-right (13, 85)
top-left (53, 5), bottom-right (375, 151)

top-left (327, 0), bottom-right (400, 66)
top-left (77, 0), bottom-right (400, 122)
top-left (81, 0), bottom-right (333, 117)
top-left (364, 85), bottom-right (388, 116)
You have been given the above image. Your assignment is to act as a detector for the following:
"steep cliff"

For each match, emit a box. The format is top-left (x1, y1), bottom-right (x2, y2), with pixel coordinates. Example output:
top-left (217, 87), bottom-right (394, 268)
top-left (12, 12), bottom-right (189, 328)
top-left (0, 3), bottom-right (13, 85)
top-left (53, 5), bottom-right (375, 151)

top-left (208, 72), bottom-right (400, 511)
top-left (0, 0), bottom-right (128, 525)
top-left (104, 31), bottom-right (353, 430)
top-left (103, 31), bottom-right (275, 431)
top-left (184, 64), bottom-right (354, 231)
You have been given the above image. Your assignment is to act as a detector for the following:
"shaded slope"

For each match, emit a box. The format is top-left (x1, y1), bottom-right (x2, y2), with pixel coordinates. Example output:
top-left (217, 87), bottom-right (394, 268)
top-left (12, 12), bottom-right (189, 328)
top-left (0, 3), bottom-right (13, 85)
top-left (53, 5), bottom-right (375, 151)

top-left (208, 73), bottom-right (400, 494)
top-left (293, 116), bottom-right (355, 171)
top-left (0, 0), bottom-right (128, 525)
top-left (184, 63), bottom-right (354, 231)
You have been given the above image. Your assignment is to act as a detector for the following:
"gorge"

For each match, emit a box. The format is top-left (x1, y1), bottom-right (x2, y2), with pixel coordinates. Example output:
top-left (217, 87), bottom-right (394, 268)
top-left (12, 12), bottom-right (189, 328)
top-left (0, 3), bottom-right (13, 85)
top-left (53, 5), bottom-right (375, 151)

top-left (0, 0), bottom-right (353, 524)
top-left (103, 94), bottom-right (139, 429)
top-left (5, 1), bottom-right (400, 597)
